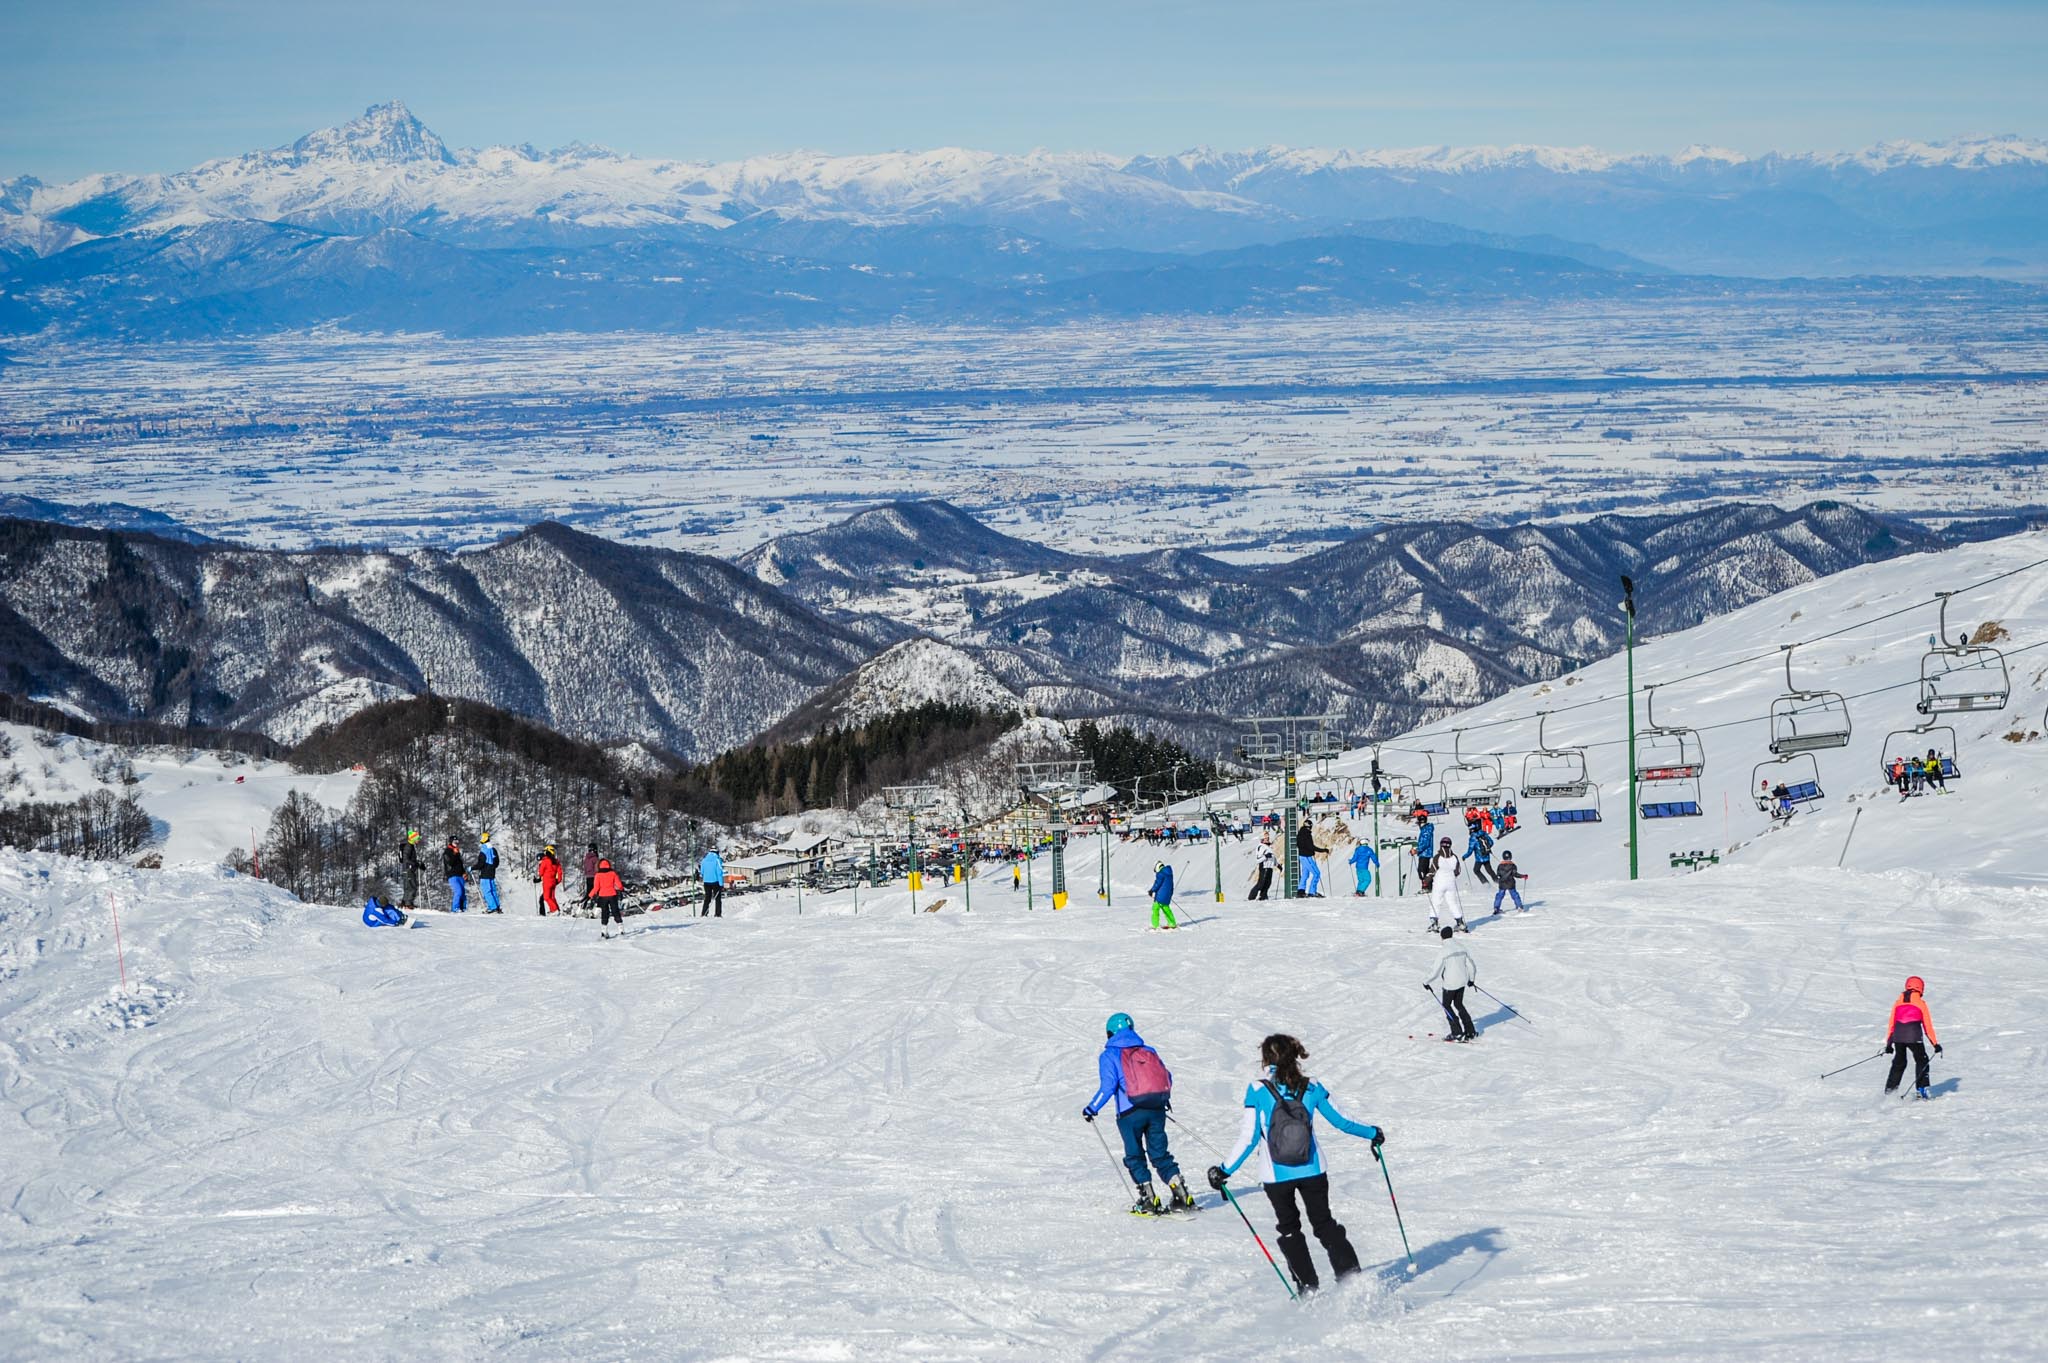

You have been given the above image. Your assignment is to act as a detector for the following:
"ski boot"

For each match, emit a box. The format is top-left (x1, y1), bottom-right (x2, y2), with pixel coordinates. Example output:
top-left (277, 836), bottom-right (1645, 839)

top-left (1425, 920), bottom-right (1440, 935)
top-left (1456, 920), bottom-right (1470, 934)
top-left (1916, 1086), bottom-right (1930, 1100)
top-left (1130, 1182), bottom-right (1164, 1217)
top-left (1166, 1175), bottom-right (1197, 1212)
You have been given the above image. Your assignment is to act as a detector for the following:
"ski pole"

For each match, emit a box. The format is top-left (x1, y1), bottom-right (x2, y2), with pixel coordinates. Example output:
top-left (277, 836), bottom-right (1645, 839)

top-left (1219, 1182), bottom-right (1298, 1301)
top-left (1165, 1111), bottom-right (1230, 1161)
top-left (1473, 984), bottom-right (1534, 1027)
top-left (1090, 1117), bottom-right (1134, 1199)
top-left (1374, 1147), bottom-right (1417, 1273)
top-left (1819, 1050), bottom-right (1889, 1080)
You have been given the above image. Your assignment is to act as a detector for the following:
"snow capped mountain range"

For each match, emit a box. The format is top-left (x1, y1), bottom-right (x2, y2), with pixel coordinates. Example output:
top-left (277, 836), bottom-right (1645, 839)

top-left (6, 102), bottom-right (2048, 276)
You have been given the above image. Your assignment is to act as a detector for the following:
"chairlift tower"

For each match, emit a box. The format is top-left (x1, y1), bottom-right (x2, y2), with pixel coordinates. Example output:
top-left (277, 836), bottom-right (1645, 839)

top-left (1016, 758), bottom-right (1095, 911)
top-left (1235, 714), bottom-right (1343, 900)
top-left (882, 785), bottom-right (941, 913)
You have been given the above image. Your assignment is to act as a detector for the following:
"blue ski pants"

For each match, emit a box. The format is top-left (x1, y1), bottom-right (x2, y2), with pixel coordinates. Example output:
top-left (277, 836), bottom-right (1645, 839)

top-left (480, 879), bottom-right (501, 912)
top-left (448, 876), bottom-right (467, 912)
top-left (1298, 856), bottom-right (1321, 895)
top-left (1116, 1106), bottom-right (1180, 1186)
top-left (1493, 885), bottom-right (1524, 912)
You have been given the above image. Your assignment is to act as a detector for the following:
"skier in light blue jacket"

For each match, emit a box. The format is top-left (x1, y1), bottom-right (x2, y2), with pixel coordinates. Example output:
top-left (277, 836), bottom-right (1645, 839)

top-left (1208, 1033), bottom-right (1383, 1294)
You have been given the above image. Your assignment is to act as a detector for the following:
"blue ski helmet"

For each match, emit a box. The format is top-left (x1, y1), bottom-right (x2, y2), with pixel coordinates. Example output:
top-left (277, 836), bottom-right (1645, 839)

top-left (1105, 1012), bottom-right (1133, 1036)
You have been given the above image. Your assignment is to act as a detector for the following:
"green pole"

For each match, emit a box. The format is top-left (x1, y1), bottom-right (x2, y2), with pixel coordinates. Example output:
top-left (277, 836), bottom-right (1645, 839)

top-left (1214, 819), bottom-right (1223, 902)
top-left (1624, 577), bottom-right (1639, 882)
top-left (1026, 816), bottom-right (1036, 911)
top-left (1372, 791), bottom-right (1382, 898)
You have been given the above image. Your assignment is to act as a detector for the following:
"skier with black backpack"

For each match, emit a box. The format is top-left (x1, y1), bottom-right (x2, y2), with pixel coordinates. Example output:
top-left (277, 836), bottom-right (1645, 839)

top-left (1207, 1033), bottom-right (1383, 1294)
top-left (1083, 1012), bottom-right (1195, 1215)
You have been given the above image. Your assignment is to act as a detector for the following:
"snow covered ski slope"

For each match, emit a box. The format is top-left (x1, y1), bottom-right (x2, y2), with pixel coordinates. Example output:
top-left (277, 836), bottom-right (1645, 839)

top-left (1287, 529), bottom-right (2048, 888)
top-left (5, 852), bottom-right (2048, 1356)
top-left (5, 532), bottom-right (2048, 1360)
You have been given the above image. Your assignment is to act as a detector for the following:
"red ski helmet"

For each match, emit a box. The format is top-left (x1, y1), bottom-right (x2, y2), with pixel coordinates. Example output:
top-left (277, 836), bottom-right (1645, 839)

top-left (1904, 975), bottom-right (1925, 995)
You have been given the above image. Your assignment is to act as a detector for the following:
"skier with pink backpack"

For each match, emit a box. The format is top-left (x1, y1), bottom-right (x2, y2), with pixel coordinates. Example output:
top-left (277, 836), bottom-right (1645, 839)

top-left (1083, 1012), bottom-right (1195, 1215)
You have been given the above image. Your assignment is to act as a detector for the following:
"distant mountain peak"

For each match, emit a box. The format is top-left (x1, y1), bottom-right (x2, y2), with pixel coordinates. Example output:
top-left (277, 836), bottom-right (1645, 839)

top-left (284, 100), bottom-right (454, 168)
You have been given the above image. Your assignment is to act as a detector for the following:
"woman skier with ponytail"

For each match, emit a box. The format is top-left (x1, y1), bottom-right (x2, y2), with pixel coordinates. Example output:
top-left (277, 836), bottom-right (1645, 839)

top-left (1207, 1033), bottom-right (1384, 1294)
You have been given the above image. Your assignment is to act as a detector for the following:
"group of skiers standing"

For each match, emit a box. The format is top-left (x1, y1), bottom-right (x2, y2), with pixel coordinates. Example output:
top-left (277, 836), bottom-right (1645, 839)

top-left (391, 830), bottom-right (733, 938)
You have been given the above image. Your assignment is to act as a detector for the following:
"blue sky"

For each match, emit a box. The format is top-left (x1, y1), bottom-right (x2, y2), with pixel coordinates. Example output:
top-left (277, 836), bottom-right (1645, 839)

top-left (5, 0), bottom-right (2045, 178)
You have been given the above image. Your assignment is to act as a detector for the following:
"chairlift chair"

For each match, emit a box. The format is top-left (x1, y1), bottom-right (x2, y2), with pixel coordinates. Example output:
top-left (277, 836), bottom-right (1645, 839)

top-left (1525, 713), bottom-right (1602, 823)
top-left (1752, 752), bottom-right (1824, 820)
top-left (1635, 686), bottom-right (1705, 819)
top-left (1442, 729), bottom-right (1506, 811)
top-left (1918, 593), bottom-right (2012, 715)
top-left (1880, 722), bottom-right (1959, 788)
top-left (1409, 754), bottom-right (1447, 819)
top-left (1768, 643), bottom-right (1852, 755)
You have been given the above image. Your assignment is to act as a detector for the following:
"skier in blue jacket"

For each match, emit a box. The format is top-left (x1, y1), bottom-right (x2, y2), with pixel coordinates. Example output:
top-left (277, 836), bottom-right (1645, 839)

top-left (1347, 840), bottom-right (1379, 895)
top-left (1083, 1012), bottom-right (1193, 1214)
top-left (1148, 862), bottom-right (1178, 930)
top-left (1208, 1032), bottom-right (1383, 1294)
top-left (472, 833), bottom-right (502, 913)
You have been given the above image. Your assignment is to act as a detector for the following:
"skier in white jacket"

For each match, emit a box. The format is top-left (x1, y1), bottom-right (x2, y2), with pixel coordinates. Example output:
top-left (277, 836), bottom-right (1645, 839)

top-left (1428, 837), bottom-right (1468, 934)
top-left (1426, 927), bottom-right (1479, 1041)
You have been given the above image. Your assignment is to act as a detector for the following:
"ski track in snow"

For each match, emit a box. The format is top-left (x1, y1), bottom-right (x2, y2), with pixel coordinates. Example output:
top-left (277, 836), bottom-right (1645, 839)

top-left (3, 840), bottom-right (2047, 1361)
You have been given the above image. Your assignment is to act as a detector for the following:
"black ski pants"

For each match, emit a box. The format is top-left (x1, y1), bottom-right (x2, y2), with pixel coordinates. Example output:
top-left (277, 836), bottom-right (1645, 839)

top-left (1250, 868), bottom-right (1273, 901)
top-left (596, 895), bottom-right (622, 928)
top-left (1472, 860), bottom-right (1495, 885)
top-left (1885, 1041), bottom-right (1931, 1091)
top-left (401, 866), bottom-right (420, 907)
top-left (1440, 986), bottom-right (1475, 1039)
top-left (701, 881), bottom-right (724, 917)
top-left (1263, 1173), bottom-right (1360, 1290)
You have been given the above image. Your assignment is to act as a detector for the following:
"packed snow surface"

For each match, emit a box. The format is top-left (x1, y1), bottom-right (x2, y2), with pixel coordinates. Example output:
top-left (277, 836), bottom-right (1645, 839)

top-left (4, 844), bottom-right (2046, 1358)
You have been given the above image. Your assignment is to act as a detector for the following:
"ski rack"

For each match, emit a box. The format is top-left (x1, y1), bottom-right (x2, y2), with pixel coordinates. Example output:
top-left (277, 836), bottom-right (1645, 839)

top-left (1768, 642), bottom-right (1852, 755)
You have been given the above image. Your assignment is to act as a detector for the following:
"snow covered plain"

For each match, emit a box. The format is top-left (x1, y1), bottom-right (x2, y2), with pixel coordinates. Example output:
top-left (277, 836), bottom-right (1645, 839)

top-left (7, 535), bottom-right (2048, 1360)
top-left (4, 302), bottom-right (2043, 557)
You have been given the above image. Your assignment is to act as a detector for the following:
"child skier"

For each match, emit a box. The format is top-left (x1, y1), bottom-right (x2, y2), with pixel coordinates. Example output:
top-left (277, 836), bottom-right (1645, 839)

top-left (472, 832), bottom-right (502, 913)
top-left (1429, 836), bottom-right (1468, 934)
top-left (1206, 1033), bottom-right (1384, 1294)
top-left (1466, 825), bottom-right (1495, 884)
top-left (593, 857), bottom-right (625, 938)
top-left (1883, 975), bottom-right (1942, 1098)
top-left (1492, 850), bottom-right (1528, 914)
top-left (536, 843), bottom-right (563, 916)
top-left (1149, 862), bottom-right (1178, 930)
top-left (1347, 839), bottom-right (1379, 896)
top-left (1427, 926), bottom-right (1479, 1041)
top-left (1083, 1012), bottom-right (1193, 1214)
top-left (441, 838), bottom-right (467, 912)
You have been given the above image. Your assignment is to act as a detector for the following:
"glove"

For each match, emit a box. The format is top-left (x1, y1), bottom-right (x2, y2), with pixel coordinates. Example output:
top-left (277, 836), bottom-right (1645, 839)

top-left (1206, 1165), bottom-right (1228, 1190)
top-left (1081, 1107), bottom-right (1095, 1123)
top-left (1371, 1128), bottom-right (1387, 1153)
top-left (1933, 1044), bottom-right (1943, 1056)
top-left (1884, 1044), bottom-right (1894, 1054)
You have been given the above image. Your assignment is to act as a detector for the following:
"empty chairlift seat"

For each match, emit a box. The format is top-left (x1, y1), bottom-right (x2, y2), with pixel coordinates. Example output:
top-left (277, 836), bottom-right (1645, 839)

top-left (1641, 799), bottom-right (1703, 819)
